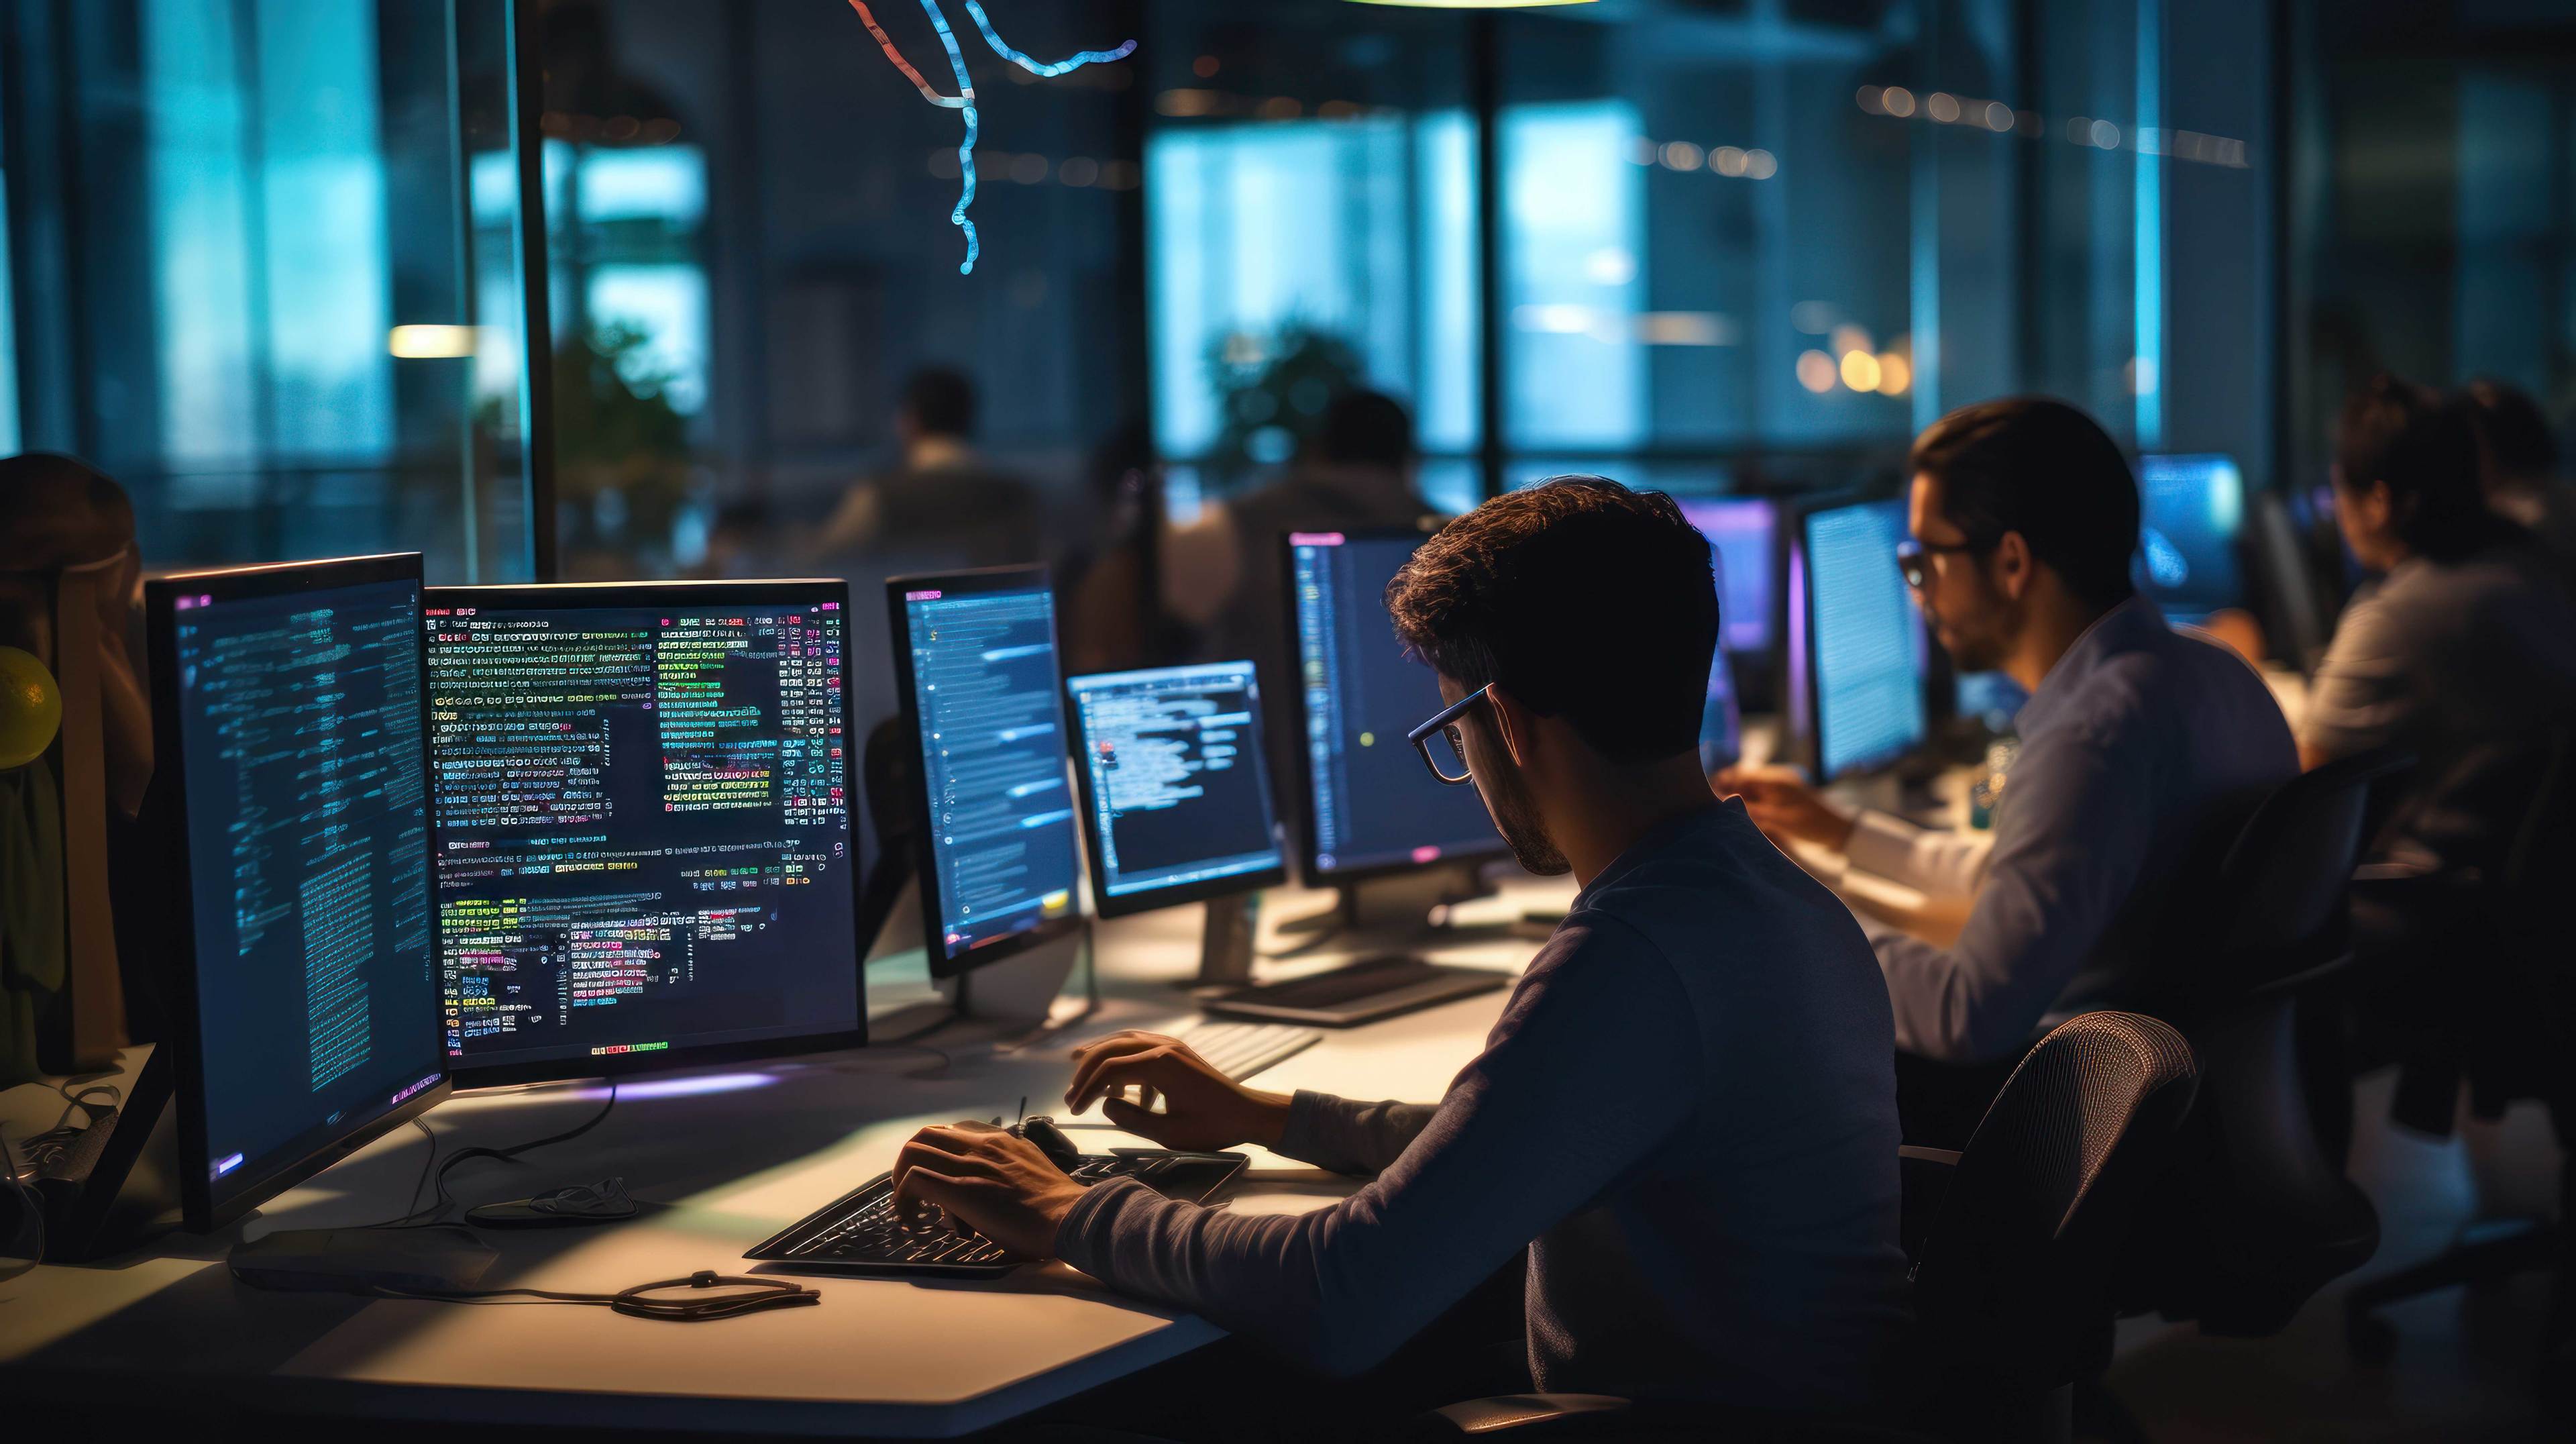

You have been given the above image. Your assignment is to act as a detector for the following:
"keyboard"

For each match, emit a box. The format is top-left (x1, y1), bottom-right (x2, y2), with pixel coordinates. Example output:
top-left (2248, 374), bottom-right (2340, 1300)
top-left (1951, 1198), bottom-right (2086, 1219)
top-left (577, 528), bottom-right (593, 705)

top-left (744, 1149), bottom-right (1246, 1277)
top-left (1181, 1021), bottom-right (1322, 1081)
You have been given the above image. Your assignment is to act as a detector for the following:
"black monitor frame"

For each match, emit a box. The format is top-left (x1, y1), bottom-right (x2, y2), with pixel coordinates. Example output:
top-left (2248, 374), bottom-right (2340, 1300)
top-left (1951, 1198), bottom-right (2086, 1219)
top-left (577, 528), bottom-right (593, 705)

top-left (1275, 526), bottom-right (1513, 889)
top-left (1796, 497), bottom-right (1931, 782)
top-left (419, 579), bottom-right (870, 1088)
top-left (144, 552), bottom-right (452, 1233)
top-left (1064, 658), bottom-right (1290, 919)
top-left (886, 564), bottom-right (1086, 980)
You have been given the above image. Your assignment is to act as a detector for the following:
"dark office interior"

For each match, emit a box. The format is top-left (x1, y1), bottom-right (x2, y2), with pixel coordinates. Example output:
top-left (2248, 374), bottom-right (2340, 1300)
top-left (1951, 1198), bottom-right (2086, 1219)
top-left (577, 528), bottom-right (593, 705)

top-left (3, 0), bottom-right (2574, 1439)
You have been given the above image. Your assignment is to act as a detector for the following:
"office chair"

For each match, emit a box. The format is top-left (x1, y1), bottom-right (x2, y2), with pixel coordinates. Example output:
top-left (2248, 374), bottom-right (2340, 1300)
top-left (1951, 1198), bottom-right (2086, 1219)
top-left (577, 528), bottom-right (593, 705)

top-left (2340, 727), bottom-right (2576, 1379)
top-left (1418, 1013), bottom-right (2198, 1444)
top-left (2115, 747), bottom-right (2412, 1337)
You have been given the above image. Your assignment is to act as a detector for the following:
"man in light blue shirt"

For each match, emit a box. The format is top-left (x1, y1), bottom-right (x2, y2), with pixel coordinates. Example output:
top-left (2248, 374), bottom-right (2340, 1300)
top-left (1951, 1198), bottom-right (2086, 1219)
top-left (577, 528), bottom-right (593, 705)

top-left (883, 478), bottom-right (1910, 1422)
top-left (1725, 399), bottom-right (2297, 1144)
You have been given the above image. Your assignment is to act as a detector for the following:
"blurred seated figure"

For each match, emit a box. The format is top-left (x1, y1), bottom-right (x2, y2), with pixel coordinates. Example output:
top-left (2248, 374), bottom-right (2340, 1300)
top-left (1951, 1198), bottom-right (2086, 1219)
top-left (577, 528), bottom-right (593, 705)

top-left (812, 366), bottom-right (1040, 567)
top-left (2302, 375), bottom-right (2576, 877)
top-left (1163, 388), bottom-right (1440, 669)
top-left (2463, 376), bottom-right (2576, 572)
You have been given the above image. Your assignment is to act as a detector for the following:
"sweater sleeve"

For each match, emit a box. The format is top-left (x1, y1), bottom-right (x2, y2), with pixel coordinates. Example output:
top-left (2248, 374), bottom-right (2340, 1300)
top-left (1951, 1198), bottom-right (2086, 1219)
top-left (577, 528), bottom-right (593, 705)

top-left (1054, 915), bottom-right (1699, 1377)
top-left (1273, 1091), bottom-right (1440, 1176)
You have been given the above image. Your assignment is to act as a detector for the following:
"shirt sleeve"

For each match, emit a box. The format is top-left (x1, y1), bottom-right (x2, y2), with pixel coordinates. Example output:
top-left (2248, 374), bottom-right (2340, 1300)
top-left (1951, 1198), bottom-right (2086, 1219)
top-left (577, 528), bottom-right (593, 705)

top-left (1844, 811), bottom-right (1996, 903)
top-left (1869, 715), bottom-right (2165, 1063)
top-left (1273, 1092), bottom-right (1440, 1176)
top-left (2300, 586), bottom-right (2424, 762)
top-left (1054, 915), bottom-right (1700, 1378)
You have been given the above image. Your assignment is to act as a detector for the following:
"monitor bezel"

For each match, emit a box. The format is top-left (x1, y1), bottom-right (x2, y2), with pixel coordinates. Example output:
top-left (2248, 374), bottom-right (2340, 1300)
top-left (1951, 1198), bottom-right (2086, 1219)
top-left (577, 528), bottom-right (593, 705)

top-left (144, 552), bottom-right (453, 1234)
top-left (885, 564), bottom-right (1087, 980)
top-left (1275, 526), bottom-right (1513, 888)
top-left (1799, 497), bottom-right (1931, 781)
top-left (1064, 658), bottom-right (1291, 919)
top-left (420, 578), bottom-right (871, 1088)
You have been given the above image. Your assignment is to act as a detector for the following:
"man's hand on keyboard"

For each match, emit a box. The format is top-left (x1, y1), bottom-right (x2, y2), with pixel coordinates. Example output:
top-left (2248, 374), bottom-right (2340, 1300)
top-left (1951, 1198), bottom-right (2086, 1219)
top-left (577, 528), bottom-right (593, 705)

top-left (1064, 1031), bottom-right (1291, 1152)
top-left (889, 1121), bottom-right (1088, 1258)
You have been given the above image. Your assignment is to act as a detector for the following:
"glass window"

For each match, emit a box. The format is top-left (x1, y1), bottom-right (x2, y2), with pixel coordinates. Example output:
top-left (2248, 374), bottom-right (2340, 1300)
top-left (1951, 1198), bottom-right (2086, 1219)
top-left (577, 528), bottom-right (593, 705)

top-left (4, 0), bottom-right (535, 581)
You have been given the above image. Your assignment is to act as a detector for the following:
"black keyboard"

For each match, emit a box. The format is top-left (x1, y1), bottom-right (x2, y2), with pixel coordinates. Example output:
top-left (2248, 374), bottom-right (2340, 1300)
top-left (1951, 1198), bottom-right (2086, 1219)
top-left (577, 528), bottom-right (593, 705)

top-left (744, 1150), bottom-right (1247, 1277)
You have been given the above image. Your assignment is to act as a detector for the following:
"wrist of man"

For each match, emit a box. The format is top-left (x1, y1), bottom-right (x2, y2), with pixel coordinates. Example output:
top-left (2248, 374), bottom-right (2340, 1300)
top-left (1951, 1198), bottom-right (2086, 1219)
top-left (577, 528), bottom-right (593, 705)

top-left (1241, 1088), bottom-right (1292, 1149)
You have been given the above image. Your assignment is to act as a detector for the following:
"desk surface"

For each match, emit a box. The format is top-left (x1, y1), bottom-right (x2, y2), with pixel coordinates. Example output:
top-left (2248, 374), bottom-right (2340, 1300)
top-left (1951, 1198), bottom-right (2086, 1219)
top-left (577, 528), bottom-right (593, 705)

top-left (0, 878), bottom-right (1571, 1437)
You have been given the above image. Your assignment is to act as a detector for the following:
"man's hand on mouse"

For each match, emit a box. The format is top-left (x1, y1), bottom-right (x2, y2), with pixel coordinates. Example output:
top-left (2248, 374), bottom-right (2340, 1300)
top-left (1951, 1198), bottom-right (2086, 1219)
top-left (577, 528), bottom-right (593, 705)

top-left (889, 1121), bottom-right (1087, 1257)
top-left (1713, 764), bottom-right (1858, 851)
top-left (1063, 1031), bottom-right (1292, 1153)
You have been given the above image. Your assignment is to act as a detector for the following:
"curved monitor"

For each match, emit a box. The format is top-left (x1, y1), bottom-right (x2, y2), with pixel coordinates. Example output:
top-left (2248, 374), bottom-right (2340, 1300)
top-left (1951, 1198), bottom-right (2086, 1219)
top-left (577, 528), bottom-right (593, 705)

top-left (421, 580), bottom-right (866, 1085)
top-left (1279, 528), bottom-right (1508, 884)
top-left (146, 553), bottom-right (449, 1231)
top-left (1067, 660), bottom-right (1289, 918)
top-left (888, 566), bottom-right (1083, 977)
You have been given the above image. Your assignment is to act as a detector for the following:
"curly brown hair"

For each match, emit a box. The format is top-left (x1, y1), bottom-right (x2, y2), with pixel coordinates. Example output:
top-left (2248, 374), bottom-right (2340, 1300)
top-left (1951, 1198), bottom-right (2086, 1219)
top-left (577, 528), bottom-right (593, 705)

top-left (1383, 475), bottom-right (1717, 765)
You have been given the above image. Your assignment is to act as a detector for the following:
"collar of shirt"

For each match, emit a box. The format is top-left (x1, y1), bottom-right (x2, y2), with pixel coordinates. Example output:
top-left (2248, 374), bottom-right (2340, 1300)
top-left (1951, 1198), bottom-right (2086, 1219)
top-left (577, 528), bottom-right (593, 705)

top-left (1571, 798), bottom-right (1739, 909)
top-left (2010, 594), bottom-right (2170, 739)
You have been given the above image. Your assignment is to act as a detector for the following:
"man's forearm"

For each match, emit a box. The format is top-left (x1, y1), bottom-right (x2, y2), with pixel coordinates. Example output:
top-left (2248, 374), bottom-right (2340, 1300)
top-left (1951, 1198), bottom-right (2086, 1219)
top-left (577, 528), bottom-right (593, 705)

top-left (1275, 1090), bottom-right (1440, 1175)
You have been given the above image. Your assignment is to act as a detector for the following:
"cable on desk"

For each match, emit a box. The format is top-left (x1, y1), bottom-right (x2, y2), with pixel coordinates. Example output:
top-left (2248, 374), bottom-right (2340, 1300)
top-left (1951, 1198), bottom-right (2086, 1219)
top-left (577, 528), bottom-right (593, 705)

top-left (364, 1269), bottom-right (820, 1323)
top-left (360, 1081), bottom-right (621, 1231)
top-left (11, 1075), bottom-right (123, 1176)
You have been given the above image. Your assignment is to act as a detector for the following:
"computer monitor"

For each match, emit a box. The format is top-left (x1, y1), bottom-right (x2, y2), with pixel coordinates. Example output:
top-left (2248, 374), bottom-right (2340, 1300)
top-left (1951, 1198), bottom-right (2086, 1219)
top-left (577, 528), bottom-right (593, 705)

top-left (1676, 497), bottom-right (1777, 655)
top-left (421, 582), bottom-right (866, 1085)
top-left (1700, 650), bottom-right (1744, 775)
top-left (2137, 452), bottom-right (2247, 624)
top-left (1281, 529), bottom-right (1508, 885)
top-left (144, 554), bottom-right (449, 1232)
top-left (1066, 660), bottom-right (1288, 917)
top-left (1801, 498), bottom-right (1929, 780)
top-left (888, 566), bottom-right (1083, 977)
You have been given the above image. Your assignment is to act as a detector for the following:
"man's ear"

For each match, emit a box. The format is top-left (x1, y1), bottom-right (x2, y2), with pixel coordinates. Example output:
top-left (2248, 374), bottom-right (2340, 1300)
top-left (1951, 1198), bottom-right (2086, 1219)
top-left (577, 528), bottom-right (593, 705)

top-left (1486, 684), bottom-right (1534, 768)
top-left (1992, 529), bottom-right (2035, 603)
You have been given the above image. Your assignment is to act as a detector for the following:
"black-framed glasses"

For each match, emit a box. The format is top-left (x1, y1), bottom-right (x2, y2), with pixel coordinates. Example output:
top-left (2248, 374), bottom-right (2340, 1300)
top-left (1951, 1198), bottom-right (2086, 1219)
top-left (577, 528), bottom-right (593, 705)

top-left (1405, 684), bottom-right (1494, 786)
top-left (1896, 536), bottom-right (1994, 590)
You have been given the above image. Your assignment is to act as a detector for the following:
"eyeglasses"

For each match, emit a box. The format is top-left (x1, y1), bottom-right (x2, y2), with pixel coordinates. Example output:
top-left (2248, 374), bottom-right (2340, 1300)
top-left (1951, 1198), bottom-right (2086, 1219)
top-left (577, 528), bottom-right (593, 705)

top-left (1895, 536), bottom-right (1994, 590)
top-left (1405, 684), bottom-right (1494, 786)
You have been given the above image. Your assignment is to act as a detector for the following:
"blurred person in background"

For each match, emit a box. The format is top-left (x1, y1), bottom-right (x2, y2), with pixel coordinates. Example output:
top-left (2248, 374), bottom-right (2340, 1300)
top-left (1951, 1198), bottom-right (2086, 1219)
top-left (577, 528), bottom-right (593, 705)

top-left (812, 366), bottom-right (1040, 567)
top-left (2462, 376), bottom-right (2576, 572)
top-left (2304, 376), bottom-right (2576, 874)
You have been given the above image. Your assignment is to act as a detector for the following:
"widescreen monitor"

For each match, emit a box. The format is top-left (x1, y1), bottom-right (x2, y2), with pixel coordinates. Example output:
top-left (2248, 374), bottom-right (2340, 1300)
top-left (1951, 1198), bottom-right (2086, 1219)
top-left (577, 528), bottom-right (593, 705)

top-left (2137, 452), bottom-right (2247, 623)
top-left (1067, 660), bottom-right (1289, 917)
top-left (421, 582), bottom-right (866, 1084)
top-left (1802, 499), bottom-right (1929, 779)
top-left (888, 566), bottom-right (1083, 977)
top-left (1281, 529), bottom-right (1508, 884)
top-left (145, 554), bottom-right (448, 1231)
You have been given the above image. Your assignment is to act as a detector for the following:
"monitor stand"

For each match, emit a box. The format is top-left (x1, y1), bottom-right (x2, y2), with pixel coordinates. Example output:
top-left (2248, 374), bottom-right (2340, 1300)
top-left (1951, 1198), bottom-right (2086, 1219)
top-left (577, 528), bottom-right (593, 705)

top-left (1188, 870), bottom-right (1515, 1028)
top-left (28, 1044), bottom-right (183, 1263)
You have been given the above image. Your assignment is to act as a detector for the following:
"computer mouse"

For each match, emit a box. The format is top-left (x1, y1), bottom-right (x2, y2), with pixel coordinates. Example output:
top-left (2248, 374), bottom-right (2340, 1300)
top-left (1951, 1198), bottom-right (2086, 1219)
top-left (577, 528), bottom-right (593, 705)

top-left (1013, 1115), bottom-right (1083, 1171)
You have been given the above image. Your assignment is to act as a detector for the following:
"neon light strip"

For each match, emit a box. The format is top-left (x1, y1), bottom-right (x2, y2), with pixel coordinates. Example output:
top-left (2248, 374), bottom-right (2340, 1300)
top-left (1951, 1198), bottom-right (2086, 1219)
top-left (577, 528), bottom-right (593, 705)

top-left (839, 0), bottom-right (1136, 275)
top-left (961, 0), bottom-right (1136, 76)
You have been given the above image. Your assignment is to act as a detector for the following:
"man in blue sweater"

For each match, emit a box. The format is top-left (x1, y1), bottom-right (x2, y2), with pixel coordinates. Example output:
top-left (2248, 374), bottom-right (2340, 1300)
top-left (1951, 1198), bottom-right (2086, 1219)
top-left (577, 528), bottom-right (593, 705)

top-left (891, 477), bottom-right (1909, 1416)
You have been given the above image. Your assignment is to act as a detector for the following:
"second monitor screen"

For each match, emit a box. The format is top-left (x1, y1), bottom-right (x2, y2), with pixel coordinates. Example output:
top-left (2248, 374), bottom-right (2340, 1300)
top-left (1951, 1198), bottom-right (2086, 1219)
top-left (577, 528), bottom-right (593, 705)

top-left (425, 589), bottom-right (862, 1076)
top-left (1069, 661), bottom-right (1286, 913)
top-left (1288, 531), bottom-right (1505, 878)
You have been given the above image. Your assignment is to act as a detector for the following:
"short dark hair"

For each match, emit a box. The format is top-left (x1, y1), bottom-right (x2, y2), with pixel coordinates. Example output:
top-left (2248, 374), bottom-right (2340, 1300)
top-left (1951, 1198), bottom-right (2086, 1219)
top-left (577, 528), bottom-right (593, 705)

top-left (901, 366), bottom-right (976, 437)
top-left (1385, 476), bottom-right (1715, 765)
top-left (1310, 389), bottom-right (1415, 470)
top-left (2335, 373), bottom-right (2500, 562)
top-left (2463, 376), bottom-right (2559, 481)
top-left (1908, 397), bottom-right (2140, 610)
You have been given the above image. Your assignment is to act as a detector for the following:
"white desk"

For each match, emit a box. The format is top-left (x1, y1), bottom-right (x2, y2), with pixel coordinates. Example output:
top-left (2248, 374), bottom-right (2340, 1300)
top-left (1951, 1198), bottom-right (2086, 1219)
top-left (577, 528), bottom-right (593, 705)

top-left (0, 878), bottom-right (1567, 1437)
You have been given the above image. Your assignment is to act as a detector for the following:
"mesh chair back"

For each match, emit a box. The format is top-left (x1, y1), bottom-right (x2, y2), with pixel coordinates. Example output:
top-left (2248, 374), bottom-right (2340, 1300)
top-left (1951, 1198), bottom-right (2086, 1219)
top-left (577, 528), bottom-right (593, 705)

top-left (1914, 1012), bottom-right (2199, 1390)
